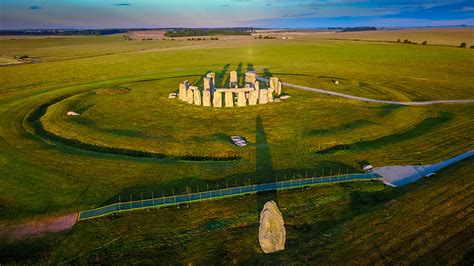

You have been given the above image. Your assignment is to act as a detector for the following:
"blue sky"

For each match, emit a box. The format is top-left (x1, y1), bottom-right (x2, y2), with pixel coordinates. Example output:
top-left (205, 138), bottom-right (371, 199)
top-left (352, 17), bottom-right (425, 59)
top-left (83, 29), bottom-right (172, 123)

top-left (1, 0), bottom-right (473, 29)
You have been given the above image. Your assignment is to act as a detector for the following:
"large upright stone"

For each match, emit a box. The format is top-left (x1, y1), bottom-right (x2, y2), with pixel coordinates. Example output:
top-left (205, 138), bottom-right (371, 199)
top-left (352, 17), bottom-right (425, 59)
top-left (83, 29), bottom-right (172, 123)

top-left (230, 70), bottom-right (238, 88)
top-left (213, 91), bottom-right (222, 107)
top-left (225, 91), bottom-right (234, 107)
top-left (191, 87), bottom-right (201, 105)
top-left (179, 83), bottom-right (187, 101)
top-left (259, 89), bottom-right (268, 104)
top-left (237, 91), bottom-right (247, 107)
top-left (259, 201), bottom-right (286, 253)
top-left (206, 72), bottom-right (216, 86)
top-left (277, 81), bottom-right (282, 95)
top-left (248, 90), bottom-right (258, 105)
top-left (267, 86), bottom-right (274, 103)
top-left (245, 72), bottom-right (256, 87)
top-left (202, 90), bottom-right (211, 107)
top-left (186, 87), bottom-right (194, 104)
top-left (203, 77), bottom-right (212, 91)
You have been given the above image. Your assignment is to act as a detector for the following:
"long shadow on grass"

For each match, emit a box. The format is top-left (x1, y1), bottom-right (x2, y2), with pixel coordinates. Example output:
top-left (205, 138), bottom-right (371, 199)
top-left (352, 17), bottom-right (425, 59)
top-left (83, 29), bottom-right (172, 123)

top-left (236, 62), bottom-right (243, 86)
top-left (217, 64), bottom-right (230, 87)
top-left (255, 115), bottom-right (279, 212)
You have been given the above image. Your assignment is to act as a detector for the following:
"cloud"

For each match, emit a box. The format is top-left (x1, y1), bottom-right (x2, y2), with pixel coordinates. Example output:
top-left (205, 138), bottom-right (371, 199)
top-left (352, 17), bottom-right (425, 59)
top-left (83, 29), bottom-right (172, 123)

top-left (219, 4), bottom-right (229, 8)
top-left (461, 7), bottom-right (474, 11)
top-left (28, 5), bottom-right (41, 10)
top-left (114, 3), bottom-right (131, 6)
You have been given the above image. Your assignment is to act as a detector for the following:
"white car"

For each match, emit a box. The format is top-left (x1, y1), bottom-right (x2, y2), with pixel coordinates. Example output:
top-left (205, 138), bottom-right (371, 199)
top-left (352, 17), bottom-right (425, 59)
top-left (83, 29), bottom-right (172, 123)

top-left (230, 136), bottom-right (247, 147)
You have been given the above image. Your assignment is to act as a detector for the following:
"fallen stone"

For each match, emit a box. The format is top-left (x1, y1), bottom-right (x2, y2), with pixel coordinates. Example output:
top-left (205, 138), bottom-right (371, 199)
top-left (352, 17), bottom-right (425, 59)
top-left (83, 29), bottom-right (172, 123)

top-left (67, 111), bottom-right (80, 116)
top-left (168, 93), bottom-right (177, 99)
top-left (280, 95), bottom-right (290, 100)
top-left (259, 201), bottom-right (286, 253)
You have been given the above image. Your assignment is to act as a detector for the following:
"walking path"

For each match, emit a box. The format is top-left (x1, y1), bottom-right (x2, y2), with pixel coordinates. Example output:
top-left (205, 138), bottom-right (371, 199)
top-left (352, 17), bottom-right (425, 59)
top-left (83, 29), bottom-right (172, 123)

top-left (373, 150), bottom-right (474, 187)
top-left (78, 172), bottom-right (380, 220)
top-left (256, 76), bottom-right (474, 106)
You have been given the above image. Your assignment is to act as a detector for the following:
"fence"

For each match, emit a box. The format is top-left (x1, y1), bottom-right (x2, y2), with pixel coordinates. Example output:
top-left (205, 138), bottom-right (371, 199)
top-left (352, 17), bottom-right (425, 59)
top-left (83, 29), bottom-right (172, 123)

top-left (78, 172), bottom-right (381, 221)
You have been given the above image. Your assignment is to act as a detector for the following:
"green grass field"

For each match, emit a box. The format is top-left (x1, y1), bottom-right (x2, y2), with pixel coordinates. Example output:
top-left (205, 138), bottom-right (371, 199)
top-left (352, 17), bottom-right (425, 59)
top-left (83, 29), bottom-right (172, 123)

top-left (0, 32), bottom-right (473, 263)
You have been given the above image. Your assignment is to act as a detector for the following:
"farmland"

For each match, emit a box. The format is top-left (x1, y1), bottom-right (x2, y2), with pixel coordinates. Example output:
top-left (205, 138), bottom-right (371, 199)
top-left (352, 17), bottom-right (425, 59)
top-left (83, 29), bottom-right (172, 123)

top-left (0, 28), bottom-right (473, 263)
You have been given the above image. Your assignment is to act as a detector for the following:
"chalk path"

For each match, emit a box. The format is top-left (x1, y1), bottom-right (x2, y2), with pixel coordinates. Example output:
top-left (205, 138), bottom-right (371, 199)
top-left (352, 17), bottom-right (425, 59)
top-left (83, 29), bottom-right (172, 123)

top-left (256, 76), bottom-right (474, 106)
top-left (373, 150), bottom-right (474, 187)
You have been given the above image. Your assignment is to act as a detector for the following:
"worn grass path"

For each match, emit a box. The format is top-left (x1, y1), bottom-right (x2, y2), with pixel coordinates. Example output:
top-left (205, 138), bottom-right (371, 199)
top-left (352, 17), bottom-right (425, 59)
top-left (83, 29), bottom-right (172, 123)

top-left (257, 76), bottom-right (474, 105)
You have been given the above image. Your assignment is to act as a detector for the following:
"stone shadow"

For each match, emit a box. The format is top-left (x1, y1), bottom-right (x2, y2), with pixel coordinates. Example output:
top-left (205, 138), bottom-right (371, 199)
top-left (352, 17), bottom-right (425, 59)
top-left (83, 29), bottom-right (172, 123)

top-left (236, 62), bottom-right (243, 86)
top-left (247, 63), bottom-right (254, 72)
top-left (255, 115), bottom-right (279, 212)
top-left (216, 63), bottom-right (230, 88)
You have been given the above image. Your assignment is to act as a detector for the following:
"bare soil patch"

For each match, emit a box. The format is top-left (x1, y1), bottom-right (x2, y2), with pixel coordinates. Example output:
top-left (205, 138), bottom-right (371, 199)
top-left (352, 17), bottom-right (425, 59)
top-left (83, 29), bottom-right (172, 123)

top-left (1, 213), bottom-right (78, 240)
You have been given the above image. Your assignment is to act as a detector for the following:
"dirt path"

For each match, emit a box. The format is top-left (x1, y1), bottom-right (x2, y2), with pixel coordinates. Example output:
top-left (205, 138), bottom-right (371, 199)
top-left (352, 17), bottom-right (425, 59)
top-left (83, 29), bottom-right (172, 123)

top-left (256, 76), bottom-right (474, 105)
top-left (1, 213), bottom-right (78, 240)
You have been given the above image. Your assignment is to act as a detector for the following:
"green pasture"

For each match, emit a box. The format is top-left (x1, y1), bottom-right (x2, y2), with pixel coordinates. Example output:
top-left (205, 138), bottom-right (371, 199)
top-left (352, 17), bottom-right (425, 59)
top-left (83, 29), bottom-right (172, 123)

top-left (0, 34), bottom-right (473, 263)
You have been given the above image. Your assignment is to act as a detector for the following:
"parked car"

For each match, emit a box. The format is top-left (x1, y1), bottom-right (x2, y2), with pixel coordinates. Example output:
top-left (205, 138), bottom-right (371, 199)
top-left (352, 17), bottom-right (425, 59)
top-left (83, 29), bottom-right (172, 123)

top-left (362, 165), bottom-right (374, 171)
top-left (230, 136), bottom-right (247, 147)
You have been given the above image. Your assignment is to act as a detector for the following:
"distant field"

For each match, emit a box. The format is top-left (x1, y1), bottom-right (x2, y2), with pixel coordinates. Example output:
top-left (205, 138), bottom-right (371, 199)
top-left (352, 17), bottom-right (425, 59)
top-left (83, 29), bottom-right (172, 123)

top-left (326, 27), bottom-right (474, 46)
top-left (0, 30), bottom-right (473, 263)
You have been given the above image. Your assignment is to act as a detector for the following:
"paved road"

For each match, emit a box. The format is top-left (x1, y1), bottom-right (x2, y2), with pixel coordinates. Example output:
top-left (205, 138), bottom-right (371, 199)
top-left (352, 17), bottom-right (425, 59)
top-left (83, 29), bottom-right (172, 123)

top-left (256, 76), bottom-right (474, 106)
top-left (374, 150), bottom-right (474, 187)
top-left (78, 172), bottom-right (380, 220)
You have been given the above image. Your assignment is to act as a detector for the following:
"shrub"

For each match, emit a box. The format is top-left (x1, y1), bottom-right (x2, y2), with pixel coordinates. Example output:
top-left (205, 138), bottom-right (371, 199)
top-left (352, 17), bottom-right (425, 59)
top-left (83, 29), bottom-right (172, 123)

top-left (397, 39), bottom-right (401, 43)
top-left (403, 39), bottom-right (409, 43)
top-left (470, 45), bottom-right (474, 49)
top-left (460, 42), bottom-right (467, 48)
top-left (19, 55), bottom-right (29, 59)
top-left (422, 41), bottom-right (427, 45)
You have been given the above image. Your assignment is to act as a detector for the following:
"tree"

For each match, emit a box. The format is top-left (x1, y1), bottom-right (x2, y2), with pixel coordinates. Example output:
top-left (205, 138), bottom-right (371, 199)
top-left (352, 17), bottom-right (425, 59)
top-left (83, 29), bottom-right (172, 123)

top-left (422, 41), bottom-right (427, 45)
top-left (397, 39), bottom-right (401, 43)
top-left (460, 42), bottom-right (467, 48)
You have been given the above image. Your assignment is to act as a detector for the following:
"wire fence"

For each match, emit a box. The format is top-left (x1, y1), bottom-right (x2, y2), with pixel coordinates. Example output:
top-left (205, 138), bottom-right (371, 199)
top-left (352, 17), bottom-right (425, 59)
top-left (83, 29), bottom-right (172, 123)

top-left (78, 172), bottom-right (381, 221)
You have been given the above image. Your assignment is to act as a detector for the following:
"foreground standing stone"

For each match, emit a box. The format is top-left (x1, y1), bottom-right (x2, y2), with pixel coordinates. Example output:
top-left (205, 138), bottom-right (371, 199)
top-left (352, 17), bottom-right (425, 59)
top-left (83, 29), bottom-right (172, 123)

top-left (259, 201), bottom-right (286, 253)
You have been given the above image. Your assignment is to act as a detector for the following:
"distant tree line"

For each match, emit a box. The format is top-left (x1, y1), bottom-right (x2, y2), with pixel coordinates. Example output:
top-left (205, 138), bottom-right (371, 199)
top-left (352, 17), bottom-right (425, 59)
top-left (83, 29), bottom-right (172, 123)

top-left (164, 28), bottom-right (254, 37)
top-left (340, 27), bottom-right (377, 32)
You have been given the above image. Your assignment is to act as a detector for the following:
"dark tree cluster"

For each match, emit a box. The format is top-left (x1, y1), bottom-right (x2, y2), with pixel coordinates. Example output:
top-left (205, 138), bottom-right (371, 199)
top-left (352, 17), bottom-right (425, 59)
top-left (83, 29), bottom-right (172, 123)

top-left (164, 28), bottom-right (253, 37)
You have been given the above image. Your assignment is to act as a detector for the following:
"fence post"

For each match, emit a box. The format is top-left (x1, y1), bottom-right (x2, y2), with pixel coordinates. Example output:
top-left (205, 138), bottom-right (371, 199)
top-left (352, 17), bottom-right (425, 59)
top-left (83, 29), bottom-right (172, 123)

top-left (172, 189), bottom-right (176, 204)
top-left (118, 195), bottom-right (121, 211)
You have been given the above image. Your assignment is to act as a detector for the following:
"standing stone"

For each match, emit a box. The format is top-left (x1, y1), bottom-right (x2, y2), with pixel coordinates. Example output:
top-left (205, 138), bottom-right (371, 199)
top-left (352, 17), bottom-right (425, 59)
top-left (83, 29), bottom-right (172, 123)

top-left (225, 91), bottom-right (234, 107)
top-left (213, 91), bottom-right (222, 107)
top-left (277, 81), bottom-right (282, 95)
top-left (245, 72), bottom-right (256, 87)
top-left (237, 91), bottom-right (247, 107)
top-left (259, 201), bottom-right (286, 253)
top-left (206, 72), bottom-right (216, 86)
top-left (202, 90), bottom-right (211, 107)
top-left (192, 87), bottom-right (201, 105)
top-left (230, 70), bottom-right (238, 88)
top-left (179, 83), bottom-right (187, 101)
top-left (259, 89), bottom-right (268, 104)
top-left (203, 77), bottom-right (211, 91)
top-left (267, 86), bottom-right (274, 103)
top-left (186, 87), bottom-right (194, 104)
top-left (270, 77), bottom-right (278, 91)
top-left (248, 90), bottom-right (258, 105)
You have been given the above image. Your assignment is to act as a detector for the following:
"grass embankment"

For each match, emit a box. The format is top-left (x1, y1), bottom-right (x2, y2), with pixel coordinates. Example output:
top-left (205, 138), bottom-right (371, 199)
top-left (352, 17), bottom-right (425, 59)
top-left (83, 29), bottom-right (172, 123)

top-left (1, 158), bottom-right (469, 264)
